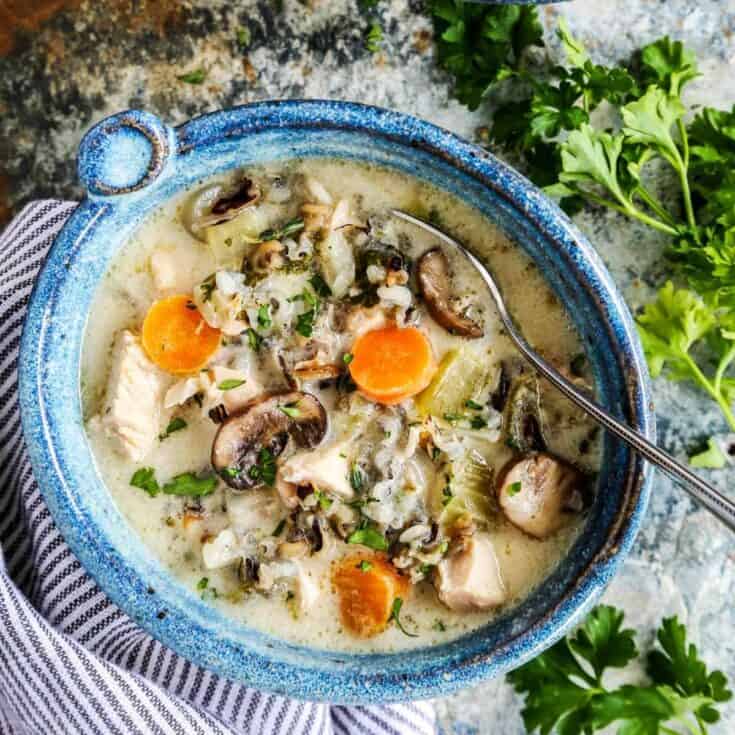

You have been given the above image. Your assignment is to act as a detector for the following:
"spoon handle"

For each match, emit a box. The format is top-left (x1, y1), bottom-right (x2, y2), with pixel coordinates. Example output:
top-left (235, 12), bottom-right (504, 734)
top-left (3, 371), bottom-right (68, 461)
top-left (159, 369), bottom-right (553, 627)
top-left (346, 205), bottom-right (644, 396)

top-left (391, 209), bottom-right (735, 533)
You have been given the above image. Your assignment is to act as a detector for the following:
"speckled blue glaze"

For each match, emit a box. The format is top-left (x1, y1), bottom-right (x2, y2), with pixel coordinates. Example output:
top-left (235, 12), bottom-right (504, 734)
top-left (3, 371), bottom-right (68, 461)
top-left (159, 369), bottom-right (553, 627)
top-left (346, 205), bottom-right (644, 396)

top-left (18, 101), bottom-right (654, 704)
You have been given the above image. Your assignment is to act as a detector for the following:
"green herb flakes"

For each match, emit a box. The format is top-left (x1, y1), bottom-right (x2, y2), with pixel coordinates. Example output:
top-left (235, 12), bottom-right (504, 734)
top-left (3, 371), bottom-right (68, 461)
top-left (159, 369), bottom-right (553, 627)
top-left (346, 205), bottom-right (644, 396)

top-left (357, 560), bottom-right (373, 573)
top-left (257, 304), bottom-right (272, 329)
top-left (218, 378), bottom-right (246, 391)
top-left (248, 448), bottom-right (276, 487)
top-left (507, 481), bottom-right (522, 497)
top-left (159, 417), bottom-right (187, 440)
top-left (177, 68), bottom-right (207, 85)
top-left (130, 467), bottom-right (160, 497)
top-left (272, 519), bottom-right (287, 537)
top-left (389, 597), bottom-right (418, 638)
top-left (279, 401), bottom-right (301, 419)
top-left (347, 526), bottom-right (389, 551)
top-left (366, 22), bottom-right (383, 54)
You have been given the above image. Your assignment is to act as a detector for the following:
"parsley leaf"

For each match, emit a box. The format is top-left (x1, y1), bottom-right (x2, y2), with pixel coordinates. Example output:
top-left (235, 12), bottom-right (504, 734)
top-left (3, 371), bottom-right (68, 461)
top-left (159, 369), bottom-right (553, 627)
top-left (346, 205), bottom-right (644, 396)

top-left (177, 68), bottom-right (207, 85)
top-left (366, 22), bottom-right (383, 54)
top-left (159, 417), bottom-right (187, 440)
top-left (248, 447), bottom-right (276, 487)
top-left (689, 437), bottom-right (727, 469)
top-left (161, 472), bottom-right (218, 497)
top-left (257, 304), bottom-right (272, 329)
top-left (389, 597), bottom-right (418, 638)
top-left (508, 605), bottom-right (731, 734)
top-left (637, 282), bottom-right (735, 428)
top-left (130, 467), bottom-right (160, 497)
top-left (295, 308), bottom-right (316, 337)
top-left (347, 526), bottom-right (388, 551)
top-left (429, 1), bottom-right (542, 110)
top-left (218, 378), bottom-right (246, 391)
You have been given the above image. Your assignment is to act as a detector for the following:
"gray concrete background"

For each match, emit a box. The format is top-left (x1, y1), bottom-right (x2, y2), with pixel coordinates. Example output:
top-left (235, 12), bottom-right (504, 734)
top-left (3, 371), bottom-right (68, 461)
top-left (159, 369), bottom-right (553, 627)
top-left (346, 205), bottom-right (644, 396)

top-left (1, 1), bottom-right (734, 732)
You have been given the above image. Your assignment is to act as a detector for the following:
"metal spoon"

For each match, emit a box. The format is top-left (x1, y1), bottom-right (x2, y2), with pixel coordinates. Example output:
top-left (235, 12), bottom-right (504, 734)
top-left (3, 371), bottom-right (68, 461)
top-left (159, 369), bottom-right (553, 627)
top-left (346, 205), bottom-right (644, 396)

top-left (391, 209), bottom-right (735, 533)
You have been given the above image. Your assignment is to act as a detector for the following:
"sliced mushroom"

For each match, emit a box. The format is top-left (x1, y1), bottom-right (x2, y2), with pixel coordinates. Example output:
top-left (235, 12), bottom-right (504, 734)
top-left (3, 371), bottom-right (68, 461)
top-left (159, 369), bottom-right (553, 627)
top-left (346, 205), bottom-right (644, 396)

top-left (497, 453), bottom-right (585, 539)
top-left (200, 178), bottom-right (261, 228)
top-left (435, 532), bottom-right (506, 611)
top-left (505, 377), bottom-right (547, 453)
top-left (417, 248), bottom-right (483, 338)
top-left (183, 178), bottom-right (261, 239)
top-left (211, 391), bottom-right (327, 491)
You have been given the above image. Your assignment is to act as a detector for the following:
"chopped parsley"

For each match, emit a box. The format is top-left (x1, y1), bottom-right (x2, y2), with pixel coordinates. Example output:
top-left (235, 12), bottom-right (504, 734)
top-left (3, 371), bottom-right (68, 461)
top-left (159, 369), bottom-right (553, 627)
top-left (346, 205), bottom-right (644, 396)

top-left (197, 577), bottom-right (209, 591)
top-left (507, 481), bottom-right (522, 497)
top-left (272, 519), bottom-right (287, 537)
top-left (313, 488), bottom-right (333, 510)
top-left (159, 417), bottom-right (187, 441)
top-left (248, 447), bottom-right (276, 486)
top-left (433, 619), bottom-right (446, 633)
top-left (465, 399), bottom-right (484, 410)
top-left (177, 68), bottom-right (207, 85)
top-left (308, 273), bottom-right (332, 298)
top-left (161, 472), bottom-right (218, 497)
top-left (218, 378), bottom-right (246, 391)
top-left (130, 467), bottom-right (160, 497)
top-left (441, 484), bottom-right (453, 506)
top-left (258, 217), bottom-right (305, 242)
top-left (257, 304), bottom-right (272, 329)
top-left (366, 22), bottom-right (383, 53)
top-left (342, 352), bottom-right (354, 365)
top-left (222, 467), bottom-right (241, 478)
top-left (245, 328), bottom-right (263, 352)
top-left (279, 401), bottom-right (301, 418)
top-left (349, 463), bottom-right (364, 492)
top-left (389, 597), bottom-right (418, 637)
top-left (357, 560), bottom-right (373, 573)
top-left (236, 26), bottom-right (251, 48)
top-left (295, 308), bottom-right (317, 338)
top-left (347, 526), bottom-right (389, 551)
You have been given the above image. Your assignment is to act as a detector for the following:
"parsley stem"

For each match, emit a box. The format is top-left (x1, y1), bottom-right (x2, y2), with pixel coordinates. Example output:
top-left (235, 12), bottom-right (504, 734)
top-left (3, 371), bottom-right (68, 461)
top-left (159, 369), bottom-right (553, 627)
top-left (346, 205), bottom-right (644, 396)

top-left (582, 190), bottom-right (679, 237)
top-left (634, 186), bottom-right (677, 228)
top-left (713, 343), bottom-right (735, 397)
top-left (683, 353), bottom-right (735, 430)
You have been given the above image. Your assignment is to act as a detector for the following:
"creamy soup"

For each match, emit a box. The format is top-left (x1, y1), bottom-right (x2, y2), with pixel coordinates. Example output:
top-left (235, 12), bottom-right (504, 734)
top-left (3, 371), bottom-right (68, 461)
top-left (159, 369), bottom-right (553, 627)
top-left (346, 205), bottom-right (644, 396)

top-left (82, 160), bottom-right (600, 652)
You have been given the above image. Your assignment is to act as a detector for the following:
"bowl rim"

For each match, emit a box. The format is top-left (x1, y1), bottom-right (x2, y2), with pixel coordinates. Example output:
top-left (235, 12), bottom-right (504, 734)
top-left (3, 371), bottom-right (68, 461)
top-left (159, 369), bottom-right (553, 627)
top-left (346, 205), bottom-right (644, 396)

top-left (18, 99), bottom-right (655, 703)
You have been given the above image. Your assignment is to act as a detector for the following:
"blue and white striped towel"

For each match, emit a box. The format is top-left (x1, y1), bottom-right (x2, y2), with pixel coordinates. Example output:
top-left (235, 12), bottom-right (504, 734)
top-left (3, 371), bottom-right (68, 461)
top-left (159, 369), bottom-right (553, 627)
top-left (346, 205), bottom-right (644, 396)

top-left (0, 200), bottom-right (437, 735)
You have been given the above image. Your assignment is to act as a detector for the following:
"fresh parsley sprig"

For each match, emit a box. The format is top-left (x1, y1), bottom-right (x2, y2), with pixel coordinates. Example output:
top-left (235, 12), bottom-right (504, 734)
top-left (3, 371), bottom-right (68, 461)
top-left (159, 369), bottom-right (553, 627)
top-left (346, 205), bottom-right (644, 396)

top-left (508, 605), bottom-right (731, 735)
top-left (427, 6), bottom-right (735, 438)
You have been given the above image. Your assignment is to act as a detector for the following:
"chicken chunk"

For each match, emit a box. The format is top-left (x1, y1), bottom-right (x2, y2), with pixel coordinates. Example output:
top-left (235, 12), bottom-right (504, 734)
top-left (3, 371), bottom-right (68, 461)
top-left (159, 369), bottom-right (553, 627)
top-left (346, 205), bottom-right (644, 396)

top-left (435, 533), bottom-right (506, 611)
top-left (498, 453), bottom-right (584, 539)
top-left (279, 440), bottom-right (354, 500)
top-left (201, 528), bottom-right (241, 570)
top-left (99, 330), bottom-right (167, 461)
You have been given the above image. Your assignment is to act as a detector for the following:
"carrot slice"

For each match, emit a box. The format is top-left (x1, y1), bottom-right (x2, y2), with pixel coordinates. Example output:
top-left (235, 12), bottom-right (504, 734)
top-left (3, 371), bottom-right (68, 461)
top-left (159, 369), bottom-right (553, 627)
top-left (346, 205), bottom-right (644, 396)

top-left (349, 326), bottom-right (436, 405)
top-left (141, 295), bottom-right (221, 374)
top-left (333, 555), bottom-right (409, 638)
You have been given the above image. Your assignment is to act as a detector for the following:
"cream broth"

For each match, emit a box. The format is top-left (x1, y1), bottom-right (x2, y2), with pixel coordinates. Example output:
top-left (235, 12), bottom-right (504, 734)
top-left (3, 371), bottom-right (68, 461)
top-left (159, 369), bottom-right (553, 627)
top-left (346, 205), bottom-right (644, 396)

top-left (82, 159), bottom-right (599, 652)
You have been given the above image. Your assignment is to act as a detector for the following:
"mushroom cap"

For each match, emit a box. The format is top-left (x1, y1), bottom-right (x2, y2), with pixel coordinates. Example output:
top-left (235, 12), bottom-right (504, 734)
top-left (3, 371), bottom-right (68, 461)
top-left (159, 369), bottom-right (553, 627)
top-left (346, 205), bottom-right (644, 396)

top-left (211, 391), bottom-right (327, 490)
top-left (497, 453), bottom-right (584, 538)
top-left (417, 248), bottom-right (483, 338)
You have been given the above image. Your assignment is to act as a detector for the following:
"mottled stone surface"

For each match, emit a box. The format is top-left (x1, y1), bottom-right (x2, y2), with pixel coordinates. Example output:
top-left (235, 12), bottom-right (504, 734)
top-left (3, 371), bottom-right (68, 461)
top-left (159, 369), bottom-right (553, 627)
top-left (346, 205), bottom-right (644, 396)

top-left (1, 0), bottom-right (734, 732)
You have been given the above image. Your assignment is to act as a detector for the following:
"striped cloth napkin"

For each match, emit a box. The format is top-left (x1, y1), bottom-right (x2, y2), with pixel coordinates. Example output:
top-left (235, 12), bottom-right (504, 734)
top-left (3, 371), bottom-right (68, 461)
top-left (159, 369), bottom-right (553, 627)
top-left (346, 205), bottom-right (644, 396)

top-left (0, 200), bottom-right (437, 735)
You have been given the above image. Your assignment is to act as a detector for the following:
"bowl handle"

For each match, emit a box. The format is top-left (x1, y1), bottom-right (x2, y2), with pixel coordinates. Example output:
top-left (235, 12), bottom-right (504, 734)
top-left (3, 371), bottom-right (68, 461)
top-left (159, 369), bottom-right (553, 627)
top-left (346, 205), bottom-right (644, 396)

top-left (77, 110), bottom-right (174, 197)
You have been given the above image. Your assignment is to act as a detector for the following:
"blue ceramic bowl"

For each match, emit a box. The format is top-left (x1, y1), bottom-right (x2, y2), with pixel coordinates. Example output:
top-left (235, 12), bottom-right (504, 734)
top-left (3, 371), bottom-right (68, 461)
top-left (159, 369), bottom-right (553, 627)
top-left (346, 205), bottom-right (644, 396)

top-left (18, 101), bottom-right (654, 704)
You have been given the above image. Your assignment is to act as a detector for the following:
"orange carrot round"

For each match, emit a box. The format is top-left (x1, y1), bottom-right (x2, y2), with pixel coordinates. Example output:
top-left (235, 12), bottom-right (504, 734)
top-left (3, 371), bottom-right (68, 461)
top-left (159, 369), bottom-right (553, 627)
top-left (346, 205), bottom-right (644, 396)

top-left (141, 295), bottom-right (221, 374)
top-left (333, 555), bottom-right (408, 638)
top-left (349, 326), bottom-right (436, 405)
